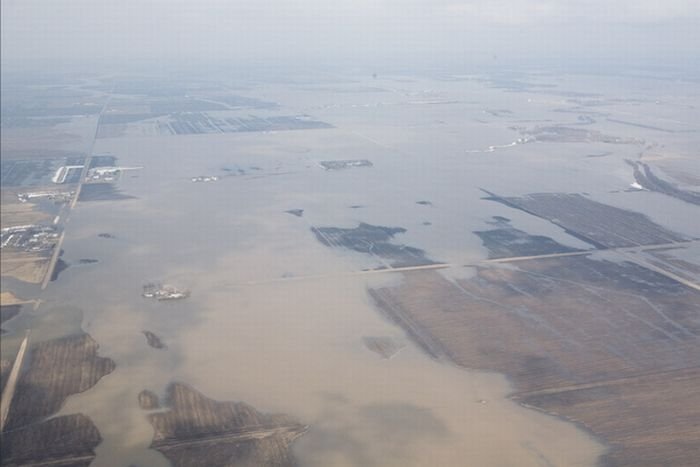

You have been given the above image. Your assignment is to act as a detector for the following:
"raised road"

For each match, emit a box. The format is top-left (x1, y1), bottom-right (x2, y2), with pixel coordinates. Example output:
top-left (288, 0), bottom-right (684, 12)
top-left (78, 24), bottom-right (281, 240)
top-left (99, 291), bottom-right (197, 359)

top-left (0, 332), bottom-right (30, 432)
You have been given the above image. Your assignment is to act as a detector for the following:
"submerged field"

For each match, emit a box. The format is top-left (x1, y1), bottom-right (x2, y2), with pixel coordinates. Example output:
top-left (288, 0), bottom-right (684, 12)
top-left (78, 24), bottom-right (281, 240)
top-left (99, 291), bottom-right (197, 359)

top-left (1, 68), bottom-right (699, 466)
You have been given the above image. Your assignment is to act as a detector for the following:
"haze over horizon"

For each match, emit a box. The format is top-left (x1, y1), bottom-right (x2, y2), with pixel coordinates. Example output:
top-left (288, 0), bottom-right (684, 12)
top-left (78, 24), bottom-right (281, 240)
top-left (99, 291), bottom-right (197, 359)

top-left (2, 1), bottom-right (700, 467)
top-left (2, 0), bottom-right (700, 71)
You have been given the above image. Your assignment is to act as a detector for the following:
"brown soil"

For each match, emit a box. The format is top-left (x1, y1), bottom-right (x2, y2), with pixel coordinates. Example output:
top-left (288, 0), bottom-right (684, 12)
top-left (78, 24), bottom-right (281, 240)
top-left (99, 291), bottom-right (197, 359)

top-left (1, 255), bottom-right (50, 284)
top-left (0, 201), bottom-right (51, 230)
top-left (1, 333), bottom-right (115, 466)
top-left (0, 292), bottom-right (31, 307)
top-left (368, 256), bottom-right (700, 466)
top-left (146, 382), bottom-right (307, 467)
top-left (1, 413), bottom-right (100, 467)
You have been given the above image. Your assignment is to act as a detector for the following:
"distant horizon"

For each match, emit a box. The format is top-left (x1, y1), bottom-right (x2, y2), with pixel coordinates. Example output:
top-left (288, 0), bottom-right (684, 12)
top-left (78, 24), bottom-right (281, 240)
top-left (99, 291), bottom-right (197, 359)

top-left (2, 55), bottom-right (699, 80)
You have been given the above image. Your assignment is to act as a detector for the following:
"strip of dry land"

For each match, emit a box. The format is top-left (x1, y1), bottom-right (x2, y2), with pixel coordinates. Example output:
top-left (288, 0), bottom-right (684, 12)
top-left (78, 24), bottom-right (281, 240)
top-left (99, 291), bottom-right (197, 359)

top-left (143, 383), bottom-right (308, 467)
top-left (369, 255), bottom-right (700, 467)
top-left (1, 333), bottom-right (115, 466)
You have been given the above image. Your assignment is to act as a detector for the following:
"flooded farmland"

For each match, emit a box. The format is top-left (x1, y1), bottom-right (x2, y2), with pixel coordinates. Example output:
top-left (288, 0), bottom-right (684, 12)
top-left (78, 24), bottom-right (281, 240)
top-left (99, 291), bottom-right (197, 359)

top-left (2, 69), bottom-right (699, 466)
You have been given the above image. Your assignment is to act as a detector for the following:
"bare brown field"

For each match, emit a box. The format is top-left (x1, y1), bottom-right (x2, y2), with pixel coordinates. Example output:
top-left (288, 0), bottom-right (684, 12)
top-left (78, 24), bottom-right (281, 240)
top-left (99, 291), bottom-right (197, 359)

top-left (0, 200), bottom-right (52, 229)
top-left (369, 256), bottom-right (700, 466)
top-left (145, 383), bottom-right (307, 467)
top-left (0, 291), bottom-right (31, 307)
top-left (0, 254), bottom-right (50, 284)
top-left (517, 367), bottom-right (700, 467)
top-left (1, 333), bottom-right (115, 466)
top-left (1, 414), bottom-right (100, 467)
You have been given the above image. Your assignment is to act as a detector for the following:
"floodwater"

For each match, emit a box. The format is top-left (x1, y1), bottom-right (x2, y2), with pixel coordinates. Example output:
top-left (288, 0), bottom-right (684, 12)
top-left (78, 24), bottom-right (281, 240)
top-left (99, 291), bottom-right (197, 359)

top-left (12, 72), bottom-right (700, 466)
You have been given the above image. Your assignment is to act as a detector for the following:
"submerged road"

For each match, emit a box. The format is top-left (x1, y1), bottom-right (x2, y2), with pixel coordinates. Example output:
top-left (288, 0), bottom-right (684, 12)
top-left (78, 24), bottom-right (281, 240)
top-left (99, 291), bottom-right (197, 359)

top-left (229, 240), bottom-right (700, 289)
top-left (0, 332), bottom-right (30, 432)
top-left (238, 262), bottom-right (451, 286)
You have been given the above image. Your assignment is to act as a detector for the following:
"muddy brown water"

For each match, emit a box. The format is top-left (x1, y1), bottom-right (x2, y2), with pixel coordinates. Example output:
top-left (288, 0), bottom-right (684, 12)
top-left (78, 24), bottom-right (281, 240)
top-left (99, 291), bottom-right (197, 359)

top-left (48, 130), bottom-right (604, 467)
top-left (6, 73), bottom-right (700, 466)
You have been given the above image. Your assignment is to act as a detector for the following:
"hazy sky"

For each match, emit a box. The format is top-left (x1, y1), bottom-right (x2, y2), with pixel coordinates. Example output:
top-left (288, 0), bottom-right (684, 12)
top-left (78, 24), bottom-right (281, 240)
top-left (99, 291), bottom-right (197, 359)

top-left (2, 0), bottom-right (699, 68)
